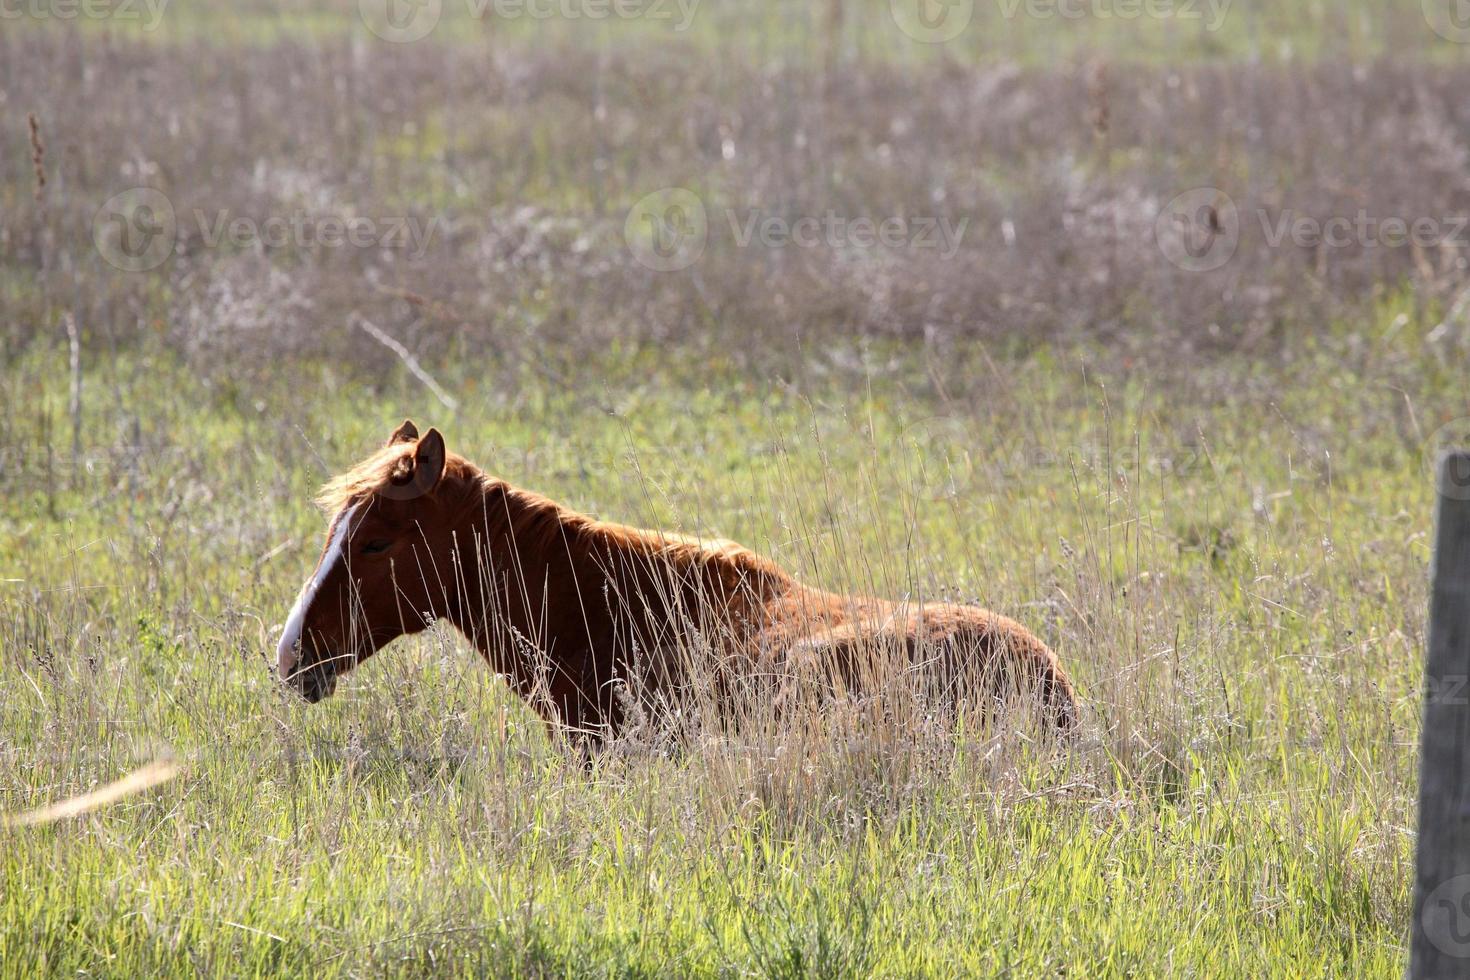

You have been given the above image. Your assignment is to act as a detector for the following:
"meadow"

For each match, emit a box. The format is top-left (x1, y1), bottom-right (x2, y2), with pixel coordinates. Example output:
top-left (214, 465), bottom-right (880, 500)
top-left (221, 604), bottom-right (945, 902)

top-left (3, 1), bottom-right (1469, 975)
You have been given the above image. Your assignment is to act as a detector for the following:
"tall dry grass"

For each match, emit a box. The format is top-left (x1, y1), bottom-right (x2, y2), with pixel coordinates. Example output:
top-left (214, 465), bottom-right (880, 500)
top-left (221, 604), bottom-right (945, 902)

top-left (4, 27), bottom-right (1470, 380)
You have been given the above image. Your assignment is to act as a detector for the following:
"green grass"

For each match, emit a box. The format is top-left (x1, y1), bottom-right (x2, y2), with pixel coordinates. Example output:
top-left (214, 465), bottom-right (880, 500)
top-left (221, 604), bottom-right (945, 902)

top-left (0, 308), bottom-right (1448, 974)
top-left (7, 0), bottom-right (1448, 66)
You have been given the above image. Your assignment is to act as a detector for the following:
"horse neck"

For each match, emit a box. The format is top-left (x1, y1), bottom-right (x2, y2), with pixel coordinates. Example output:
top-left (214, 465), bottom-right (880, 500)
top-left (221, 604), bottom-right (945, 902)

top-left (436, 475), bottom-right (785, 672)
top-left (434, 478), bottom-right (598, 663)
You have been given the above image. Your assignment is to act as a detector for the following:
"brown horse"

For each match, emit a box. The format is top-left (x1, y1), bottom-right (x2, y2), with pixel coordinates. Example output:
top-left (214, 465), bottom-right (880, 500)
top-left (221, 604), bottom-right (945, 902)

top-left (276, 421), bottom-right (1079, 745)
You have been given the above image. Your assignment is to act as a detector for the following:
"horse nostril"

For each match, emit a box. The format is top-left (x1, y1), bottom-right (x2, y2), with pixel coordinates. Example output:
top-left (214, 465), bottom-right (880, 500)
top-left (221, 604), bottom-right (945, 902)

top-left (298, 670), bottom-right (337, 703)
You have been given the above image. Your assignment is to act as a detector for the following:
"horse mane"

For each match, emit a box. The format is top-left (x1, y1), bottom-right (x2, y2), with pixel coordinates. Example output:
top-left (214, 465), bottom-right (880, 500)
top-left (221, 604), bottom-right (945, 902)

top-left (315, 442), bottom-right (792, 592)
top-left (315, 442), bottom-right (417, 513)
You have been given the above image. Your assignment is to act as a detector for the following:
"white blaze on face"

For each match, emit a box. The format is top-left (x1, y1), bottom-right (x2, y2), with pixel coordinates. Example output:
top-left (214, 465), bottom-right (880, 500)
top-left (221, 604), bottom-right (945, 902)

top-left (276, 503), bottom-right (359, 681)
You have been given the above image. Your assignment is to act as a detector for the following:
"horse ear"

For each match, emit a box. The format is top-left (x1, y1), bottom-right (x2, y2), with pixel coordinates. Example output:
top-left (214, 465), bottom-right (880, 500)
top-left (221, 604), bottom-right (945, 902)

top-left (381, 427), bottom-right (445, 500)
top-left (386, 419), bottom-right (419, 446)
top-left (413, 428), bottom-right (446, 491)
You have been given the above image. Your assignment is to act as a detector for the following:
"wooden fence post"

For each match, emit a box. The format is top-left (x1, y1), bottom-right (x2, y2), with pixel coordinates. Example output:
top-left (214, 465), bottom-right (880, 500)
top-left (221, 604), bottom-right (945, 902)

top-left (1411, 451), bottom-right (1470, 977)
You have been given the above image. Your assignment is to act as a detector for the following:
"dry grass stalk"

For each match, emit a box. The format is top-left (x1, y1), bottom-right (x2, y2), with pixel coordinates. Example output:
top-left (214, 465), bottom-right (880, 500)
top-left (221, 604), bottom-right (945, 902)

top-left (352, 314), bottom-right (460, 414)
top-left (3, 758), bottom-right (181, 828)
top-left (63, 311), bottom-right (81, 463)
top-left (27, 112), bottom-right (45, 202)
top-left (27, 112), bottom-right (48, 276)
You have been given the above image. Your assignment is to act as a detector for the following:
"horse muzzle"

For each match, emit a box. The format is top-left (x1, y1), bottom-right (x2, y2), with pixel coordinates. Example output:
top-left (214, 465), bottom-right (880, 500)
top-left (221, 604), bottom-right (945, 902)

top-left (294, 668), bottom-right (338, 703)
top-left (277, 643), bottom-right (342, 703)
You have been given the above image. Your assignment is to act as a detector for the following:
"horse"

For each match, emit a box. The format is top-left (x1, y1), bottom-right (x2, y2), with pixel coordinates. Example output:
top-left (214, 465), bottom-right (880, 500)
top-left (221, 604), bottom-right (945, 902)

top-left (275, 420), bottom-right (1080, 748)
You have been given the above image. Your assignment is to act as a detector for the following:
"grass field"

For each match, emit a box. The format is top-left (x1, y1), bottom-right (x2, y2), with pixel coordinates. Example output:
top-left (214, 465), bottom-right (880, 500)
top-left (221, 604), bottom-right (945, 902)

top-left (2, 323), bottom-right (1454, 974)
top-left (3, 1), bottom-right (1469, 976)
top-left (0, 0), bottom-right (1423, 62)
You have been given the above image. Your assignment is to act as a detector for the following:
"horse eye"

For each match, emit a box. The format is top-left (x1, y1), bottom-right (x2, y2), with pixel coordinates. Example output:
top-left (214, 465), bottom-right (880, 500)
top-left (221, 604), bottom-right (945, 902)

top-left (360, 539), bottom-right (392, 555)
